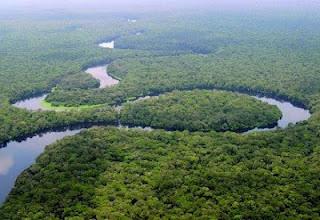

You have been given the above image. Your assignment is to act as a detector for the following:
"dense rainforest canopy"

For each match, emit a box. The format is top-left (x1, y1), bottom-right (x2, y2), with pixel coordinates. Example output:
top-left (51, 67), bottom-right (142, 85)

top-left (1, 126), bottom-right (320, 219)
top-left (0, 8), bottom-right (320, 219)
top-left (0, 13), bottom-right (148, 144)
top-left (120, 90), bottom-right (282, 132)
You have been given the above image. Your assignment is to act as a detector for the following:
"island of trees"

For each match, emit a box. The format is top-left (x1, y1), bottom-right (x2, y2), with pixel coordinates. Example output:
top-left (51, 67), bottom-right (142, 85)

top-left (120, 90), bottom-right (282, 132)
top-left (1, 126), bottom-right (320, 219)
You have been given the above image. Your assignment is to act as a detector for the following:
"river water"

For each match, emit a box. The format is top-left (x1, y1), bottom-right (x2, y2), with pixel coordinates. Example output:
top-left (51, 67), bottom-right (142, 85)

top-left (6, 85), bottom-right (311, 205)
top-left (12, 65), bottom-right (118, 110)
top-left (86, 65), bottom-right (119, 88)
top-left (13, 94), bottom-right (47, 111)
top-left (249, 96), bottom-right (311, 132)
top-left (5, 40), bottom-right (311, 205)
top-left (0, 129), bottom-right (81, 203)
top-left (12, 90), bottom-right (311, 131)
top-left (2, 62), bottom-right (121, 204)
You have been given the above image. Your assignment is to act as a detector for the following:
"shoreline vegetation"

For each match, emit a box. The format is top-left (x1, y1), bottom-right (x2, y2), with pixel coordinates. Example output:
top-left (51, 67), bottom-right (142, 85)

top-left (1, 10), bottom-right (320, 218)
top-left (0, 104), bottom-right (118, 146)
top-left (120, 90), bottom-right (282, 132)
top-left (2, 126), bottom-right (320, 219)
top-left (40, 96), bottom-right (105, 111)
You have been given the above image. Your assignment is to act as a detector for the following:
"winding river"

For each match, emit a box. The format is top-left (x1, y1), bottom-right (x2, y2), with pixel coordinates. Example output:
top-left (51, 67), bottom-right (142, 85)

top-left (86, 65), bottom-right (119, 88)
top-left (248, 96), bottom-right (311, 132)
top-left (2, 39), bottom-right (311, 204)
top-left (12, 65), bottom-right (118, 110)
top-left (4, 66), bottom-right (311, 204)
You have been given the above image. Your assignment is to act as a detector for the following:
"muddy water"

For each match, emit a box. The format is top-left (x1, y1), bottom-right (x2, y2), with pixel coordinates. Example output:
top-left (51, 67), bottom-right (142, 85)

top-left (85, 65), bottom-right (119, 88)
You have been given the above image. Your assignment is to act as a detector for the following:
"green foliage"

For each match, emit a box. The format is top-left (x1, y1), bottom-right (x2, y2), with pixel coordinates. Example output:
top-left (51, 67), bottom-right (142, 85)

top-left (1, 9), bottom-right (320, 219)
top-left (0, 13), bottom-right (150, 144)
top-left (0, 103), bottom-right (117, 145)
top-left (47, 47), bottom-right (320, 109)
top-left (121, 90), bottom-right (282, 132)
top-left (46, 12), bottom-right (320, 109)
top-left (1, 127), bottom-right (320, 219)
top-left (56, 72), bottom-right (99, 90)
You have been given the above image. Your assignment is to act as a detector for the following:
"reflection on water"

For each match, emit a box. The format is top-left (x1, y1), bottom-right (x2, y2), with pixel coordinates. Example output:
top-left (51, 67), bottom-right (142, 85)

top-left (12, 92), bottom-right (311, 131)
top-left (85, 65), bottom-right (119, 88)
top-left (247, 96), bottom-right (311, 133)
top-left (5, 91), bottom-right (312, 205)
top-left (0, 129), bottom-right (81, 204)
top-left (256, 97), bottom-right (310, 127)
top-left (0, 154), bottom-right (14, 175)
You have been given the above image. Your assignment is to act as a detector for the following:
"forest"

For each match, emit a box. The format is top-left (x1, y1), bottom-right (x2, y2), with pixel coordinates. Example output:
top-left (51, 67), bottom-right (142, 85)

top-left (1, 126), bottom-right (320, 219)
top-left (0, 7), bottom-right (320, 219)
top-left (0, 103), bottom-right (117, 146)
top-left (0, 12), bottom-right (149, 143)
top-left (44, 12), bottom-right (320, 109)
top-left (120, 90), bottom-right (282, 132)
top-left (45, 47), bottom-right (320, 110)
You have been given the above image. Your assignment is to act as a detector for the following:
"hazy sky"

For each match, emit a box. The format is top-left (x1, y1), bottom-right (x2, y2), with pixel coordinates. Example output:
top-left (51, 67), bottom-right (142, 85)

top-left (1, 0), bottom-right (319, 12)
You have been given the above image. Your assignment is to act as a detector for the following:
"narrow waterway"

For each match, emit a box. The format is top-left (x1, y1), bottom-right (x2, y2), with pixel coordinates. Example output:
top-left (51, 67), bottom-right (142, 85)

top-left (13, 65), bottom-right (118, 111)
top-left (86, 65), bottom-right (119, 88)
top-left (121, 94), bottom-right (311, 132)
top-left (249, 96), bottom-right (311, 132)
top-left (13, 95), bottom-right (47, 111)
top-left (6, 37), bottom-right (311, 205)
top-left (6, 85), bottom-right (312, 206)
top-left (12, 89), bottom-right (311, 131)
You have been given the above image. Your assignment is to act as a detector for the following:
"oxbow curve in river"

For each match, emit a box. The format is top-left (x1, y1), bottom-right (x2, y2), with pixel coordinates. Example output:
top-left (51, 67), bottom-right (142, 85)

top-left (5, 39), bottom-right (311, 206)
top-left (13, 65), bottom-right (118, 110)
top-left (12, 87), bottom-right (311, 132)
top-left (249, 96), bottom-right (311, 132)
top-left (85, 65), bottom-right (119, 88)
top-left (5, 87), bottom-right (311, 204)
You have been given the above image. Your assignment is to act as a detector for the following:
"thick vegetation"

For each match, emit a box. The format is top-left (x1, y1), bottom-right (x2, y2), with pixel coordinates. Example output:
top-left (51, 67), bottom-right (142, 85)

top-left (1, 9), bottom-right (320, 219)
top-left (0, 13), bottom-right (149, 145)
top-left (0, 103), bottom-right (117, 146)
top-left (121, 90), bottom-right (282, 132)
top-left (45, 12), bottom-right (320, 109)
top-left (1, 126), bottom-right (320, 219)
top-left (56, 72), bottom-right (99, 90)
top-left (46, 48), bottom-right (320, 109)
